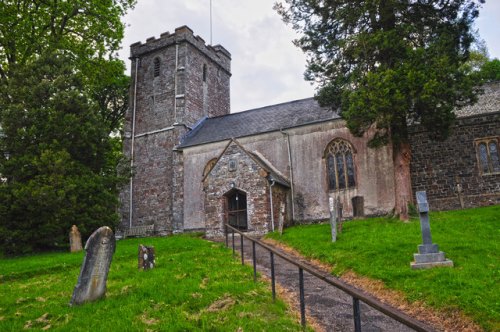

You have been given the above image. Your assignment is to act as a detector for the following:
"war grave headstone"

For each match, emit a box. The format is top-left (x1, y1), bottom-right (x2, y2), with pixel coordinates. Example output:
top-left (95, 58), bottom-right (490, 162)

top-left (411, 191), bottom-right (454, 269)
top-left (70, 226), bottom-right (116, 305)
top-left (138, 245), bottom-right (155, 270)
top-left (69, 225), bottom-right (83, 252)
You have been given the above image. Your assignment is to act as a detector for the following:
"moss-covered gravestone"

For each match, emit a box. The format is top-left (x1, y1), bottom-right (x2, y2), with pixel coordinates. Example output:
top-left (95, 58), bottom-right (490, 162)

top-left (70, 226), bottom-right (116, 305)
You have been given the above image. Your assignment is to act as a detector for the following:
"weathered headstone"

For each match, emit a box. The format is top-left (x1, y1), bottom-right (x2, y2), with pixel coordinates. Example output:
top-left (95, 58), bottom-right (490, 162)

top-left (138, 245), bottom-right (155, 270)
top-left (411, 191), bottom-right (453, 269)
top-left (329, 197), bottom-right (337, 242)
top-left (278, 201), bottom-right (285, 236)
top-left (352, 196), bottom-right (364, 219)
top-left (69, 225), bottom-right (83, 252)
top-left (70, 226), bottom-right (116, 305)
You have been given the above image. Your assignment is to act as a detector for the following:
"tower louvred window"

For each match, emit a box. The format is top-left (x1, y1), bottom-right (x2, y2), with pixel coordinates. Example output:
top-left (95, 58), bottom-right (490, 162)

top-left (153, 58), bottom-right (160, 77)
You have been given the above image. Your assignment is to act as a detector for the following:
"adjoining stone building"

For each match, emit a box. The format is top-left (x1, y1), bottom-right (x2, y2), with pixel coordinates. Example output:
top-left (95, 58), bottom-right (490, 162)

top-left (119, 26), bottom-right (500, 237)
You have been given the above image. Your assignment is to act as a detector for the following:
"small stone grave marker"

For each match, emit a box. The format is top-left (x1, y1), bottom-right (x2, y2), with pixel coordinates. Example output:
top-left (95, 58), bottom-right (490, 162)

top-left (411, 191), bottom-right (453, 269)
top-left (69, 225), bottom-right (83, 252)
top-left (138, 245), bottom-right (155, 270)
top-left (329, 197), bottom-right (337, 242)
top-left (70, 226), bottom-right (116, 306)
top-left (278, 201), bottom-right (285, 236)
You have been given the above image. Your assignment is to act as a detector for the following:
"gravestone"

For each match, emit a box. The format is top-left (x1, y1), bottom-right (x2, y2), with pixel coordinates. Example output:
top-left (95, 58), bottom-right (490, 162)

top-left (70, 226), bottom-right (116, 305)
top-left (329, 197), bottom-right (337, 242)
top-left (138, 245), bottom-right (155, 270)
top-left (278, 201), bottom-right (285, 236)
top-left (69, 225), bottom-right (83, 252)
top-left (352, 196), bottom-right (364, 218)
top-left (411, 191), bottom-right (453, 269)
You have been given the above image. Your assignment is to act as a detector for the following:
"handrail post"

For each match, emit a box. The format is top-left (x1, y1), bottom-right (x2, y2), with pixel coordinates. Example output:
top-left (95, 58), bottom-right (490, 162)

top-left (240, 233), bottom-right (244, 265)
top-left (353, 297), bottom-right (361, 332)
top-left (252, 241), bottom-right (257, 282)
top-left (225, 223), bottom-right (228, 247)
top-left (232, 229), bottom-right (235, 257)
top-left (270, 251), bottom-right (276, 301)
top-left (299, 267), bottom-right (306, 328)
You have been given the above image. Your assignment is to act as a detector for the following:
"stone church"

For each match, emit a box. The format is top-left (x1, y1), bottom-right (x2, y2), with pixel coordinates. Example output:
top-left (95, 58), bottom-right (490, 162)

top-left (119, 26), bottom-right (500, 237)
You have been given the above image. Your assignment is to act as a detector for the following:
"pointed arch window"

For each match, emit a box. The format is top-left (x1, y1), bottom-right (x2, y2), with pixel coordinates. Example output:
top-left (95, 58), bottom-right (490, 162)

top-left (153, 57), bottom-right (160, 77)
top-left (325, 139), bottom-right (356, 191)
top-left (475, 137), bottom-right (500, 175)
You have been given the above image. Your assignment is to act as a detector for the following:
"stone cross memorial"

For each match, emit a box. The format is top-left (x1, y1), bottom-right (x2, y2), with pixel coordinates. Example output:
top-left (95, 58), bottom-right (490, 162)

top-left (69, 225), bottom-right (83, 253)
top-left (411, 191), bottom-right (453, 269)
top-left (70, 226), bottom-right (116, 305)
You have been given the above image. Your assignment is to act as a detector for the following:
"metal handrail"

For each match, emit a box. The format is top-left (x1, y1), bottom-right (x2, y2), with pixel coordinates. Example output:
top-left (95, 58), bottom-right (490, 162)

top-left (224, 224), bottom-right (434, 332)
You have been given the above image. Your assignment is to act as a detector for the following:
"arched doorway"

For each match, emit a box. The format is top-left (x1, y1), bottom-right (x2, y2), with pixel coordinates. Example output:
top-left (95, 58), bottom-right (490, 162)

top-left (225, 189), bottom-right (248, 230)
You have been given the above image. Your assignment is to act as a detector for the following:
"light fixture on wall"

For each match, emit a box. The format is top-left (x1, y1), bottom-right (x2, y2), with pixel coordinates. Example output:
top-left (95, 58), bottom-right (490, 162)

top-left (230, 182), bottom-right (235, 188)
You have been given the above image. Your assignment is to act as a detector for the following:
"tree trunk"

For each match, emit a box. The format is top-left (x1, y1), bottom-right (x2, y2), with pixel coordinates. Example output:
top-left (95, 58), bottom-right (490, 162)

top-left (393, 142), bottom-right (412, 221)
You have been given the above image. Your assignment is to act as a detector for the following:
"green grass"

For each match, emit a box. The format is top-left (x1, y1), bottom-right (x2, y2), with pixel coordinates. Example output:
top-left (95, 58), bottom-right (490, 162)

top-left (267, 205), bottom-right (500, 331)
top-left (0, 234), bottom-right (308, 331)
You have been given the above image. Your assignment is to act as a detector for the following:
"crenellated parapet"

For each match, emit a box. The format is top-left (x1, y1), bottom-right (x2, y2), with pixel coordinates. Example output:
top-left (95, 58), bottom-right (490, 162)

top-left (130, 25), bottom-right (231, 74)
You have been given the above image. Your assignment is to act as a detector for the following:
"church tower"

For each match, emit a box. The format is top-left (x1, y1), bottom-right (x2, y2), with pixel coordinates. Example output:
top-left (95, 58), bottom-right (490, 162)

top-left (120, 26), bottom-right (231, 235)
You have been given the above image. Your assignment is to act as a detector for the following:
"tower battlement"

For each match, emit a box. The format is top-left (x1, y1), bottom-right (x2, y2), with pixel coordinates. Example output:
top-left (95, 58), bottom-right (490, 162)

top-left (130, 25), bottom-right (231, 73)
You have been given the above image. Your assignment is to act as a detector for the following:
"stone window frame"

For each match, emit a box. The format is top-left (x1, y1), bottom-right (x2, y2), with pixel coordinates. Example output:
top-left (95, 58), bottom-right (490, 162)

top-left (203, 64), bottom-right (207, 82)
top-left (324, 138), bottom-right (356, 191)
top-left (474, 137), bottom-right (500, 175)
top-left (228, 159), bottom-right (237, 172)
top-left (203, 158), bottom-right (218, 178)
top-left (153, 57), bottom-right (160, 78)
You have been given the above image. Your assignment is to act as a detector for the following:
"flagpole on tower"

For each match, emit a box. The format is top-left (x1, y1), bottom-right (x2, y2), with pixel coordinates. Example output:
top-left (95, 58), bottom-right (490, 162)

top-left (210, 0), bottom-right (213, 45)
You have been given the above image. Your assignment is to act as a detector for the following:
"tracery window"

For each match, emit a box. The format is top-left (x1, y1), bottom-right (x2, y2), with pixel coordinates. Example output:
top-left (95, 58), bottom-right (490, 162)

top-left (153, 57), bottom-right (160, 77)
top-left (325, 139), bottom-right (356, 190)
top-left (475, 137), bottom-right (500, 175)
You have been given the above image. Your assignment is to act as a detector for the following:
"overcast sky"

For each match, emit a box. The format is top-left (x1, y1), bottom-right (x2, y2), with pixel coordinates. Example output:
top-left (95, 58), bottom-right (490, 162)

top-left (119, 1), bottom-right (500, 113)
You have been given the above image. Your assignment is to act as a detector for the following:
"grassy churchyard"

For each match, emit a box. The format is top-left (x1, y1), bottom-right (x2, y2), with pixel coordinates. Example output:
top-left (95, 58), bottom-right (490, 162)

top-left (1, 206), bottom-right (498, 331)
top-left (0, 234), bottom-right (309, 331)
top-left (267, 205), bottom-right (500, 331)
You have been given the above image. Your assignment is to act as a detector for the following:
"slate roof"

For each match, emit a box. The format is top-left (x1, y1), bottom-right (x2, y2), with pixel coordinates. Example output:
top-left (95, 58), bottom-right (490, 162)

top-left (178, 82), bottom-right (499, 149)
top-left (177, 98), bottom-right (339, 149)
top-left (454, 81), bottom-right (500, 118)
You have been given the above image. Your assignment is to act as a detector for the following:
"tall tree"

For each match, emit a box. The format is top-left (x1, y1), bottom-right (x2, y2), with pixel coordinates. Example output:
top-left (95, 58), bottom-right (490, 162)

top-left (0, 0), bottom-right (135, 254)
top-left (275, 0), bottom-right (484, 219)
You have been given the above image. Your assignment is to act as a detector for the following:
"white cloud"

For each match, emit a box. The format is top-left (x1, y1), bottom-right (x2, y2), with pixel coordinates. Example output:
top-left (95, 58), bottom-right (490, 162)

top-left (119, 0), bottom-right (500, 113)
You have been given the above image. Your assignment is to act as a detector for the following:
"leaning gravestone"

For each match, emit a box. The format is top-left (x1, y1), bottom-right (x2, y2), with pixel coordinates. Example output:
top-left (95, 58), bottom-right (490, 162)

top-left (69, 225), bottom-right (83, 252)
top-left (411, 191), bottom-right (453, 269)
top-left (70, 226), bottom-right (116, 305)
top-left (138, 245), bottom-right (155, 270)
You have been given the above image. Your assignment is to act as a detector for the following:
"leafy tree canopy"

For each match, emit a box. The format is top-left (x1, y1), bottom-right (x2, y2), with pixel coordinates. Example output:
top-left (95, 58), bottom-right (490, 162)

top-left (275, 0), bottom-right (485, 145)
top-left (0, 0), bottom-right (135, 254)
top-left (479, 58), bottom-right (500, 81)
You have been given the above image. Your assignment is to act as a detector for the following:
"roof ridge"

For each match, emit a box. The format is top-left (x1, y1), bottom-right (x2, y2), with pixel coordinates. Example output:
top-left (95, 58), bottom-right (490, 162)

top-left (205, 97), bottom-right (318, 121)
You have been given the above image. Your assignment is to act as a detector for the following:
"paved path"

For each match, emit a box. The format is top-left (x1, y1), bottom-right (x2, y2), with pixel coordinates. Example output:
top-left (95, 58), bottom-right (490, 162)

top-left (223, 233), bottom-right (422, 332)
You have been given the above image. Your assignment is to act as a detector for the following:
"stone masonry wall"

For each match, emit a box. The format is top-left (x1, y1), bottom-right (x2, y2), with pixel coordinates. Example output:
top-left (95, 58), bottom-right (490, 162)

top-left (120, 26), bottom-right (231, 234)
top-left (204, 143), bottom-right (272, 238)
top-left (182, 120), bottom-right (396, 230)
top-left (409, 112), bottom-right (500, 210)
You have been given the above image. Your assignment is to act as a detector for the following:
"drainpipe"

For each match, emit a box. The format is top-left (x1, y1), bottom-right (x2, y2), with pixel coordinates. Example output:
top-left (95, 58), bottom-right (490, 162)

top-left (269, 178), bottom-right (276, 232)
top-left (280, 129), bottom-right (295, 221)
top-left (129, 57), bottom-right (139, 229)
